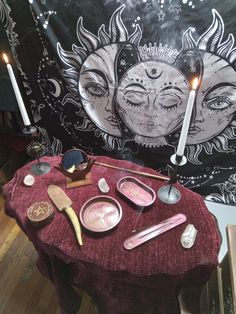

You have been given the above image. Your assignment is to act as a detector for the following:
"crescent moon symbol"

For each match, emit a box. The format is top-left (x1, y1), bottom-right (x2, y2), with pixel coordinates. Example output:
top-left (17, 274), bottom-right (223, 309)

top-left (145, 69), bottom-right (163, 80)
top-left (48, 78), bottom-right (61, 97)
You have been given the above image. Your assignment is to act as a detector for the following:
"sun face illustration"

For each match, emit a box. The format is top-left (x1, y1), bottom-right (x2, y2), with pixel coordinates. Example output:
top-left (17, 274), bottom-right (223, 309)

top-left (179, 9), bottom-right (236, 164)
top-left (57, 4), bottom-right (236, 158)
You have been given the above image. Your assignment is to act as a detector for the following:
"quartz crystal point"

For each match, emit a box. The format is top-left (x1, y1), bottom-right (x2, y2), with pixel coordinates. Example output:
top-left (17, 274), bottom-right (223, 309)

top-left (181, 224), bottom-right (197, 249)
top-left (98, 178), bottom-right (110, 193)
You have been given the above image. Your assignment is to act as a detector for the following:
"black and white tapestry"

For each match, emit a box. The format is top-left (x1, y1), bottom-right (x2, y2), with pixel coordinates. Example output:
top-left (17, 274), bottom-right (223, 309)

top-left (1, 0), bottom-right (236, 205)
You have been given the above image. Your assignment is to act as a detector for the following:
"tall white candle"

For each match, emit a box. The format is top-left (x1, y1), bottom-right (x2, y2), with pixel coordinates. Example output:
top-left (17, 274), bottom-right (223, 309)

top-left (176, 78), bottom-right (199, 157)
top-left (3, 53), bottom-right (31, 126)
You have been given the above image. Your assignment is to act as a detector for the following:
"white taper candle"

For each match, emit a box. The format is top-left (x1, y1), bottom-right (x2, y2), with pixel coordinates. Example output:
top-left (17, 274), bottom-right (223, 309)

top-left (176, 78), bottom-right (199, 157)
top-left (3, 53), bottom-right (31, 126)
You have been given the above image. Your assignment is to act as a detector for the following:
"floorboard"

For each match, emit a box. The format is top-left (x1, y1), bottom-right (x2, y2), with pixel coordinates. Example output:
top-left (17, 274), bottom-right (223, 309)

top-left (0, 192), bottom-right (96, 314)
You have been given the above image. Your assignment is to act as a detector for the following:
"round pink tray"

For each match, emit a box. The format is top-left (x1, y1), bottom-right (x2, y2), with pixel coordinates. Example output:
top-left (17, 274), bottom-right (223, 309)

top-left (79, 196), bottom-right (122, 232)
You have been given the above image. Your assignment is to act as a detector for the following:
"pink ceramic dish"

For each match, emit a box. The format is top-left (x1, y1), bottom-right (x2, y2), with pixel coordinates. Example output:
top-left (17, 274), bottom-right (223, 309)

top-left (117, 176), bottom-right (156, 207)
top-left (79, 196), bottom-right (122, 232)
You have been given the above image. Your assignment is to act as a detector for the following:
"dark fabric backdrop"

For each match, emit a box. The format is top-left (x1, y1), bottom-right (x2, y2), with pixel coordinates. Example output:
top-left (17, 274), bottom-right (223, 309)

top-left (1, 0), bottom-right (236, 205)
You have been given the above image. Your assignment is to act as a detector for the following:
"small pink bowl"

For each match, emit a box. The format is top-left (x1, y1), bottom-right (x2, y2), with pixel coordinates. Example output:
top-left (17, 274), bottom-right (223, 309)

top-left (79, 196), bottom-right (122, 232)
top-left (117, 176), bottom-right (156, 208)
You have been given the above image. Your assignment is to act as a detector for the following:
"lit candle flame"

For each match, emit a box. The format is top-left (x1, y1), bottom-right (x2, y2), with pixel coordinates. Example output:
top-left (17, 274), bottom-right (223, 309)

top-left (191, 77), bottom-right (199, 90)
top-left (3, 52), bottom-right (31, 126)
top-left (3, 53), bottom-right (9, 64)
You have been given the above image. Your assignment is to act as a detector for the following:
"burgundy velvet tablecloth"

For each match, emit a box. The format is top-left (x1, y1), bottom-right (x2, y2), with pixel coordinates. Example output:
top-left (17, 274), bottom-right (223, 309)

top-left (3, 156), bottom-right (221, 314)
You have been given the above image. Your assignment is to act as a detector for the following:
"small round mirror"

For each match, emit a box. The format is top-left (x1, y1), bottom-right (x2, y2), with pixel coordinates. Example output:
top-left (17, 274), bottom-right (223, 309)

top-left (62, 149), bottom-right (88, 173)
top-left (56, 148), bottom-right (95, 184)
top-left (55, 148), bottom-right (95, 188)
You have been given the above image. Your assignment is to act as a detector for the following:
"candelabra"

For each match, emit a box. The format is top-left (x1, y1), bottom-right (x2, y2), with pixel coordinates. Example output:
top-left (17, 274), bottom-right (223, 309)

top-left (157, 154), bottom-right (187, 204)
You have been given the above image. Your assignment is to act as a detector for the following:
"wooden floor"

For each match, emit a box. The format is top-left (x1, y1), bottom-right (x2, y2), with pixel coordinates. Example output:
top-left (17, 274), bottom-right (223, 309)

top-left (0, 192), bottom-right (97, 314)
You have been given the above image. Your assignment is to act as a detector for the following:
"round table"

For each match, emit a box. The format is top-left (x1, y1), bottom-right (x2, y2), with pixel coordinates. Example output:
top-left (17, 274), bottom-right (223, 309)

top-left (3, 155), bottom-right (221, 314)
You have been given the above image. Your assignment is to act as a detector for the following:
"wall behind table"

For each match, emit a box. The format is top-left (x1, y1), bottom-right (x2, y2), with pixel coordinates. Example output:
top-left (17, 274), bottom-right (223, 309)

top-left (1, 0), bottom-right (236, 205)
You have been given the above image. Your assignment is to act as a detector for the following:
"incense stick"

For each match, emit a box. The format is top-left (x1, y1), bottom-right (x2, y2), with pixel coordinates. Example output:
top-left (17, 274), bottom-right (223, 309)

top-left (94, 161), bottom-right (170, 182)
top-left (168, 184), bottom-right (173, 197)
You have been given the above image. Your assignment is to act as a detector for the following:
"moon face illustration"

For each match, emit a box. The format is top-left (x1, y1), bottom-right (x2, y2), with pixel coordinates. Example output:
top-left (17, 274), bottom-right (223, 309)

top-left (48, 78), bottom-right (61, 97)
top-left (79, 44), bottom-right (122, 137)
top-left (186, 51), bottom-right (236, 145)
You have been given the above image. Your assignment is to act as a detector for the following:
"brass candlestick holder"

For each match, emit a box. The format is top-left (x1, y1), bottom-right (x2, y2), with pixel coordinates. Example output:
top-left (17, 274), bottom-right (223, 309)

top-left (157, 154), bottom-right (187, 204)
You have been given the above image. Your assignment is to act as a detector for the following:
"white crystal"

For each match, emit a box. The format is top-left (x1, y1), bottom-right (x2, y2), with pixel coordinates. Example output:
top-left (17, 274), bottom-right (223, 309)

top-left (23, 174), bottom-right (35, 187)
top-left (98, 178), bottom-right (109, 193)
top-left (181, 224), bottom-right (197, 249)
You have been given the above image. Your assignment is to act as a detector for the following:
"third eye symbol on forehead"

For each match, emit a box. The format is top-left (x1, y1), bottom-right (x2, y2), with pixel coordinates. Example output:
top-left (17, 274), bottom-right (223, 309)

top-left (145, 68), bottom-right (163, 80)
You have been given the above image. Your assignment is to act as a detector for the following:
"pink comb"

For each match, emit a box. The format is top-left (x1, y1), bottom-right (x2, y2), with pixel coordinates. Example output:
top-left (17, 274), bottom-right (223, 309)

top-left (124, 213), bottom-right (187, 250)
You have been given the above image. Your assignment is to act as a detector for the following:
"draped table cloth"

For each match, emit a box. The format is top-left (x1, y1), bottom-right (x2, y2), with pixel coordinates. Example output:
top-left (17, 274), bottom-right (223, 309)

top-left (3, 156), bottom-right (221, 314)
